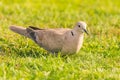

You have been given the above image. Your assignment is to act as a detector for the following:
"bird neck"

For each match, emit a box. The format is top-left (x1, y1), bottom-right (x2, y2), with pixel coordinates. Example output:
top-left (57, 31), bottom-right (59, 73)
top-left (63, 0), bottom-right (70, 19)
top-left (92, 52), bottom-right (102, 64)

top-left (72, 29), bottom-right (84, 36)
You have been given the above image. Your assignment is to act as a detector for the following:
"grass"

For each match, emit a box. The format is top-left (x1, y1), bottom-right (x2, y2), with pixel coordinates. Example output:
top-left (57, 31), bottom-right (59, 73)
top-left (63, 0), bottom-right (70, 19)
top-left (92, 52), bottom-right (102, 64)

top-left (0, 0), bottom-right (120, 80)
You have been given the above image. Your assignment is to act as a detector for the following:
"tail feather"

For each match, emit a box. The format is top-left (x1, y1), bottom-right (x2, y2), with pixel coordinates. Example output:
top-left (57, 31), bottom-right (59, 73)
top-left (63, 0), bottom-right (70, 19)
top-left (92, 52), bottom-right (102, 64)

top-left (9, 25), bottom-right (30, 38)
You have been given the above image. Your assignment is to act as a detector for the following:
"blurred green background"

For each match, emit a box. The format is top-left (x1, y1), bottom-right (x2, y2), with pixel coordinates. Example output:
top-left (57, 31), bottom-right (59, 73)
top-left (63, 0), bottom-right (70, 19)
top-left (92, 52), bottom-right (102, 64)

top-left (0, 0), bottom-right (120, 80)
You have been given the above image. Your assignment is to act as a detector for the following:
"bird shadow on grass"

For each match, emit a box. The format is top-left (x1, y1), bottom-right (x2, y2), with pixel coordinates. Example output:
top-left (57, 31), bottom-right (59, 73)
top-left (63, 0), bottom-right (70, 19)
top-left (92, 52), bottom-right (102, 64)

top-left (4, 37), bottom-right (54, 58)
top-left (0, 37), bottom-right (50, 58)
top-left (10, 47), bottom-right (53, 58)
top-left (12, 49), bottom-right (71, 59)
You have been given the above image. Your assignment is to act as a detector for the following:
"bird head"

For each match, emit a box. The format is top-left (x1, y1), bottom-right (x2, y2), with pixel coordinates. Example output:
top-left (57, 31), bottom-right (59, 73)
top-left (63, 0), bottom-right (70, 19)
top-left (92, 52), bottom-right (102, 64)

top-left (74, 21), bottom-right (88, 35)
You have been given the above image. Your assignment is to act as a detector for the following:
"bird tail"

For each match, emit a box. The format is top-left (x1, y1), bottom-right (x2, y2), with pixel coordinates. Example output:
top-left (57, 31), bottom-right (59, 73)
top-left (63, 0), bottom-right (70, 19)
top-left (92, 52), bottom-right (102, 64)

top-left (9, 25), bottom-right (30, 38)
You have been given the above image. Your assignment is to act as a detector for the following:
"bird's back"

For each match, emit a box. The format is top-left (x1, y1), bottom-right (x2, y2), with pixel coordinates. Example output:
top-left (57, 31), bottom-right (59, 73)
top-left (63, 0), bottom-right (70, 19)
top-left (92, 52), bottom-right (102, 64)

top-left (35, 28), bottom-right (71, 53)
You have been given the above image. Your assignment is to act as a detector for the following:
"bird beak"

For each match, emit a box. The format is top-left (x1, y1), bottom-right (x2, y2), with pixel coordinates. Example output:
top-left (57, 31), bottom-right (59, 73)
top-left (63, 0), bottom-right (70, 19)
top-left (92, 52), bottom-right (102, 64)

top-left (83, 28), bottom-right (89, 35)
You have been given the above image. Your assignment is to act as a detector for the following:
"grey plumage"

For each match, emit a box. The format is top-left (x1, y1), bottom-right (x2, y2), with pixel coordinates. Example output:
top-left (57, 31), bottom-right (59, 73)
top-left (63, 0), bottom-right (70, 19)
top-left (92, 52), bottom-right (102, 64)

top-left (9, 21), bottom-right (88, 55)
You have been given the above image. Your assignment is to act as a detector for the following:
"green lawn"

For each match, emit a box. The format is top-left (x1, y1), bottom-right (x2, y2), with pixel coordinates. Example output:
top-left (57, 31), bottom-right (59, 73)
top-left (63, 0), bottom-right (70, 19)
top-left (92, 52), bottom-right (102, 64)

top-left (0, 0), bottom-right (120, 80)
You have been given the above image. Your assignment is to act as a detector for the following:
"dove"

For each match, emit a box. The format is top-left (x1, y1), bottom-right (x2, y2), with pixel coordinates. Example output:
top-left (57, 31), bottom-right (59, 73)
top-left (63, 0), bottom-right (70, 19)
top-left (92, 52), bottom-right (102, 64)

top-left (9, 21), bottom-right (88, 55)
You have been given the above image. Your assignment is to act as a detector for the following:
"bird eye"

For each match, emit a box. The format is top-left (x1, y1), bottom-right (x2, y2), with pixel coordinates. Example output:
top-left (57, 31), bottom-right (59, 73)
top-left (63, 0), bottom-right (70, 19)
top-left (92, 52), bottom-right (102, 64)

top-left (78, 25), bottom-right (80, 27)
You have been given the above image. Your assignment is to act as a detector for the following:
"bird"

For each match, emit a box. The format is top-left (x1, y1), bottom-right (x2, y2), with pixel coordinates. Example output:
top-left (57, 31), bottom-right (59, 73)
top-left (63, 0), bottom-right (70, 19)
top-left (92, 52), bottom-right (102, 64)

top-left (9, 21), bottom-right (88, 55)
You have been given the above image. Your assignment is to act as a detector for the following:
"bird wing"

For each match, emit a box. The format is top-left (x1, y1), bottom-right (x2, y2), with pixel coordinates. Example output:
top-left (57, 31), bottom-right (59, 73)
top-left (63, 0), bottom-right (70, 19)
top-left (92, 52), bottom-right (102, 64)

top-left (27, 27), bottom-right (71, 52)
